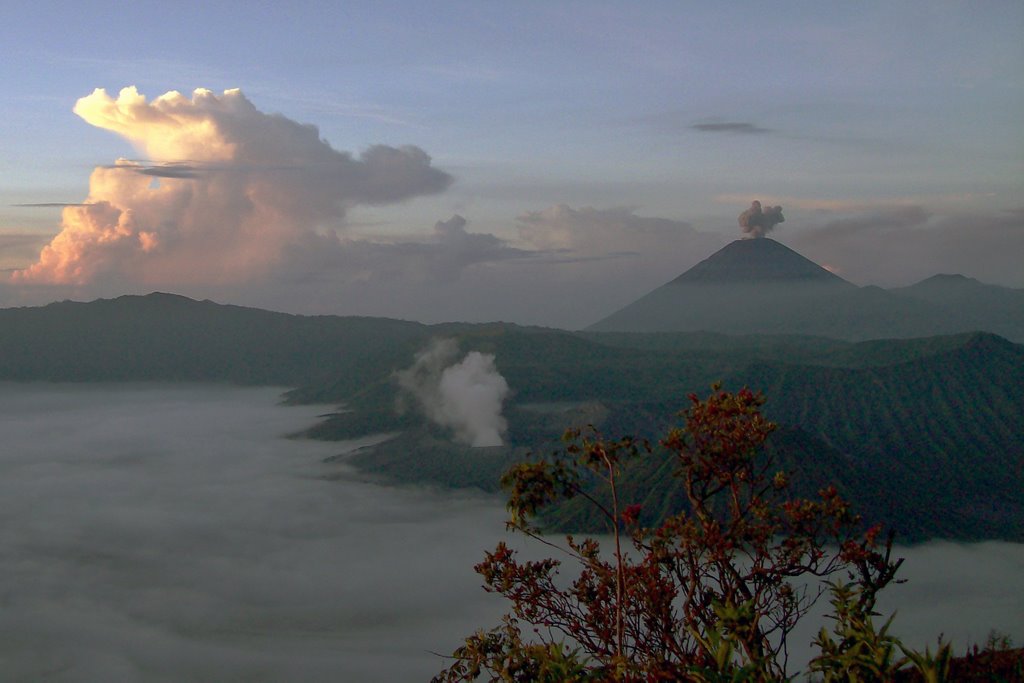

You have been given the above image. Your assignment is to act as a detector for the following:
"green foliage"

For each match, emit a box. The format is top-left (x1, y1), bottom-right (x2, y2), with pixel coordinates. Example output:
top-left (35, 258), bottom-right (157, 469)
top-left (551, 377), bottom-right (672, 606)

top-left (899, 639), bottom-right (953, 683)
top-left (810, 580), bottom-right (909, 681)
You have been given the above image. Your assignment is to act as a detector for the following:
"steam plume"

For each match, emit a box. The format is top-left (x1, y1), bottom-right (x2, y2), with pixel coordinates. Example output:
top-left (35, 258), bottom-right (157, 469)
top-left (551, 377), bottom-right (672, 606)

top-left (11, 87), bottom-right (451, 286)
top-left (395, 338), bottom-right (509, 447)
top-left (738, 200), bottom-right (784, 238)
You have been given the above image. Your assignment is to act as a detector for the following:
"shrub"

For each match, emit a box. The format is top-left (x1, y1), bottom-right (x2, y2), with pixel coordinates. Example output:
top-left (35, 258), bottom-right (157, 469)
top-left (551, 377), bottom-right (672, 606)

top-left (435, 386), bottom-right (932, 681)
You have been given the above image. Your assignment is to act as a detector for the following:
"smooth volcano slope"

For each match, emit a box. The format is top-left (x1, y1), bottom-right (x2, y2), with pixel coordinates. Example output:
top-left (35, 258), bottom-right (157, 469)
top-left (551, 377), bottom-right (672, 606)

top-left (587, 238), bottom-right (951, 340)
top-left (669, 237), bottom-right (850, 285)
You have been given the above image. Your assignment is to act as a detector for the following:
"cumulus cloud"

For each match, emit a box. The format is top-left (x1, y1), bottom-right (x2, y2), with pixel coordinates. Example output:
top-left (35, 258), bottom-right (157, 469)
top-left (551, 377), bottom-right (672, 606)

top-left (395, 338), bottom-right (510, 447)
top-left (10, 86), bottom-right (452, 286)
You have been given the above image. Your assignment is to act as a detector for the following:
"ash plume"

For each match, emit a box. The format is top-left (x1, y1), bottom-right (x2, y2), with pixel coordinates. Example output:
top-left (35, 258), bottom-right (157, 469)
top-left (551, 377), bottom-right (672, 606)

top-left (395, 338), bottom-right (509, 447)
top-left (738, 200), bottom-right (784, 238)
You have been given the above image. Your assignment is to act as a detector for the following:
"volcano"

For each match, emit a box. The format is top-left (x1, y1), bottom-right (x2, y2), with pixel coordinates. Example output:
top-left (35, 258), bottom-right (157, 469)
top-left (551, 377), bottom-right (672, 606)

top-left (668, 237), bottom-right (850, 285)
top-left (586, 238), bottom-right (963, 339)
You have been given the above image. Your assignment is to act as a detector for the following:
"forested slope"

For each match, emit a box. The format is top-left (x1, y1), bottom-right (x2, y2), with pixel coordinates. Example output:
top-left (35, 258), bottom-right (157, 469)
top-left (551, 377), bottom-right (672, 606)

top-left (3, 294), bottom-right (1020, 540)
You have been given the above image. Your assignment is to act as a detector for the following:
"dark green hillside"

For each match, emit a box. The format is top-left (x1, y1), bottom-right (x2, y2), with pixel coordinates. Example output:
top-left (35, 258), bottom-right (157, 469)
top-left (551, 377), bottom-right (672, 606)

top-left (2, 293), bottom-right (1020, 541)
top-left (580, 331), bottom-right (849, 358)
top-left (341, 331), bottom-right (1024, 541)
top-left (540, 333), bottom-right (1024, 540)
top-left (340, 429), bottom-right (528, 492)
top-left (727, 333), bottom-right (1024, 539)
top-left (0, 293), bottom-right (431, 387)
top-left (297, 323), bottom-right (731, 443)
top-left (580, 330), bottom-right (986, 368)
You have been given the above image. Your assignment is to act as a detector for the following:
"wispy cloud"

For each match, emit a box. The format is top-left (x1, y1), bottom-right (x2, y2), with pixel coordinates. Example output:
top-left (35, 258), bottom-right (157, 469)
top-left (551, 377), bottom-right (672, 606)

top-left (0, 232), bottom-right (52, 248)
top-left (130, 163), bottom-right (203, 179)
top-left (622, 111), bottom-right (773, 136)
top-left (691, 121), bottom-right (771, 134)
top-left (12, 203), bottom-right (94, 208)
top-left (516, 204), bottom-right (700, 255)
top-left (418, 63), bottom-right (504, 84)
top-left (713, 193), bottom-right (996, 213)
top-left (253, 91), bottom-right (419, 127)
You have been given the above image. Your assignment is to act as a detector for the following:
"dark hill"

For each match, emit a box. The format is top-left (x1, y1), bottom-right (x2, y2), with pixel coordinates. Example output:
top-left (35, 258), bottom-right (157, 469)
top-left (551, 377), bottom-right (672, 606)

top-left (3, 293), bottom-right (1022, 541)
top-left (534, 332), bottom-right (1024, 541)
top-left (892, 274), bottom-right (1024, 341)
top-left (727, 332), bottom-right (1024, 539)
top-left (0, 292), bottom-right (431, 388)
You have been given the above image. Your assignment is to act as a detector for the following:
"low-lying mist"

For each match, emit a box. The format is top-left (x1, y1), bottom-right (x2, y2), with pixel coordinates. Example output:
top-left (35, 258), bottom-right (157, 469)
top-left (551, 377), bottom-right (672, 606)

top-left (0, 384), bottom-right (510, 681)
top-left (0, 384), bottom-right (1020, 681)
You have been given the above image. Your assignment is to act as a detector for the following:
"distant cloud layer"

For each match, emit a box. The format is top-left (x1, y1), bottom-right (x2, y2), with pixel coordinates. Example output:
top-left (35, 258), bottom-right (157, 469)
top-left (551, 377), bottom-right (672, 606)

top-left (792, 206), bottom-right (1024, 287)
top-left (691, 121), bottom-right (770, 134)
top-left (516, 204), bottom-right (702, 257)
top-left (10, 86), bottom-right (452, 286)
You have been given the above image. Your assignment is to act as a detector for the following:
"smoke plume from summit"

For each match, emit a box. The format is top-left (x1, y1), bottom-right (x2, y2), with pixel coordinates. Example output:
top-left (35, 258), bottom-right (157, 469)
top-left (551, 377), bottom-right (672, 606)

top-left (10, 86), bottom-right (451, 286)
top-left (738, 200), bottom-right (785, 238)
top-left (395, 338), bottom-right (510, 447)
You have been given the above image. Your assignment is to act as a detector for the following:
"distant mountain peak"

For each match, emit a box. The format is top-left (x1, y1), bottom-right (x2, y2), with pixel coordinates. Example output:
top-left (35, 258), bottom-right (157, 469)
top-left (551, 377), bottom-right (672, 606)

top-left (908, 273), bottom-right (982, 288)
top-left (670, 238), bottom-right (852, 286)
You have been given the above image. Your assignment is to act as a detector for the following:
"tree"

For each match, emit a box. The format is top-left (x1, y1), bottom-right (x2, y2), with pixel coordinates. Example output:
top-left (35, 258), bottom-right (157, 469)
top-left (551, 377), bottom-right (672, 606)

top-left (434, 386), bottom-right (917, 682)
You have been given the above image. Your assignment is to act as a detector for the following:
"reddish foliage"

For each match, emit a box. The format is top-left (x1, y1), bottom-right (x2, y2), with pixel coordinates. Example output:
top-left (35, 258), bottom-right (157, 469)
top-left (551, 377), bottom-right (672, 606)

top-left (435, 386), bottom-right (901, 681)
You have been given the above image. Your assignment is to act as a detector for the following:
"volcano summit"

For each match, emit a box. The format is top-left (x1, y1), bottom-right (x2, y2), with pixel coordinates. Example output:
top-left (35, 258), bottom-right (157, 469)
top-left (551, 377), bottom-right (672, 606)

top-left (587, 237), bottom-right (1024, 341)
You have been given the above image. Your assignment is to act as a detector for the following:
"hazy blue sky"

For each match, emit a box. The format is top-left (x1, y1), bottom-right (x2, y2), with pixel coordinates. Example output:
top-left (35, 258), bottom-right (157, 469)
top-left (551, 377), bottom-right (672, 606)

top-left (1, 1), bottom-right (1021, 326)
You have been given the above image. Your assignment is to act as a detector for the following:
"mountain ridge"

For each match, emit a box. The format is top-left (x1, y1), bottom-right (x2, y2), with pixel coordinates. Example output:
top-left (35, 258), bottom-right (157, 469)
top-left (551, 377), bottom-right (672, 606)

top-left (1, 292), bottom-right (1021, 541)
top-left (588, 238), bottom-right (1023, 341)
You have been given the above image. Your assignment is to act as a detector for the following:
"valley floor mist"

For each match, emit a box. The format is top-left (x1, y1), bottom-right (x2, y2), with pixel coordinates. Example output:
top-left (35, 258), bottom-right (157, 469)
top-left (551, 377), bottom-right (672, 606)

top-left (0, 384), bottom-right (1020, 681)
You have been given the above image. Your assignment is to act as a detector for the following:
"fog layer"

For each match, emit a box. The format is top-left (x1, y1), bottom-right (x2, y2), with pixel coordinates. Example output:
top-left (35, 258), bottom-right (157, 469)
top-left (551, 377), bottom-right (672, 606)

top-left (0, 385), bottom-right (1020, 680)
top-left (0, 384), bottom-right (507, 681)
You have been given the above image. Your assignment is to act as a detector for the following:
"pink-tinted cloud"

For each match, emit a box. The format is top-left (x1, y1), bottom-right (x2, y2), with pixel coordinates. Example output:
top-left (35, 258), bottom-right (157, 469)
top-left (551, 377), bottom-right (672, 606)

top-left (11, 87), bottom-right (451, 286)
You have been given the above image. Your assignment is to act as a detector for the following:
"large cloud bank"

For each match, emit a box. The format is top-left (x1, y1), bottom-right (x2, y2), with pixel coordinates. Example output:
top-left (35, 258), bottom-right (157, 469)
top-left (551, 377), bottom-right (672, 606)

top-left (11, 87), bottom-right (452, 285)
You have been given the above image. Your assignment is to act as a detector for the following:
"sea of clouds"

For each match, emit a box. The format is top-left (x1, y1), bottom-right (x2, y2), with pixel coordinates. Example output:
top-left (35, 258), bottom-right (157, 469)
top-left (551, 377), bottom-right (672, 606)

top-left (0, 384), bottom-right (1020, 681)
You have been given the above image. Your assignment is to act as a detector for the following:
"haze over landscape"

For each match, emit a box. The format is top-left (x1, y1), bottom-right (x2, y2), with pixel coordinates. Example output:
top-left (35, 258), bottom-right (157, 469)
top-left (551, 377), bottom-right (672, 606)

top-left (1, 2), bottom-right (1023, 680)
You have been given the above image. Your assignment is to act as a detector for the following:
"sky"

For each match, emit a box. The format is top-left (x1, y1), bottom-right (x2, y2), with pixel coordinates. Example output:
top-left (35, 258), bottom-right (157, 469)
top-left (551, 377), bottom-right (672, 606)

top-left (1, 1), bottom-right (1021, 328)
